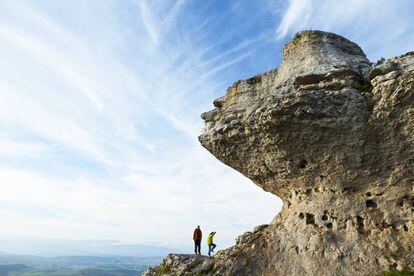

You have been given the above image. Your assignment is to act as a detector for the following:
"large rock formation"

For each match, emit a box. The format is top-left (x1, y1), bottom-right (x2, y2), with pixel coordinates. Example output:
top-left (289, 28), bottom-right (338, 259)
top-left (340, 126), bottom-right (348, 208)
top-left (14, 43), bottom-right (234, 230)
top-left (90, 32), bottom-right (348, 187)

top-left (144, 31), bottom-right (414, 275)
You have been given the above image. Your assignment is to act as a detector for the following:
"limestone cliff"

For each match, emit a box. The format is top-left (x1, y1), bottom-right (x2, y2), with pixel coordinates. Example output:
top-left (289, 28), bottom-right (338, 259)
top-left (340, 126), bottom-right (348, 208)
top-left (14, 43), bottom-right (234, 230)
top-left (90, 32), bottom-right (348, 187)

top-left (144, 31), bottom-right (414, 275)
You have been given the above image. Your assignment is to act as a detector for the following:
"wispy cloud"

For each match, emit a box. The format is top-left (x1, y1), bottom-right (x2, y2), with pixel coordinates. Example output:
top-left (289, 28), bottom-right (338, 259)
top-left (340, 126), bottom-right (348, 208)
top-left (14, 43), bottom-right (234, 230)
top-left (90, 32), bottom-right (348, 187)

top-left (276, 0), bottom-right (313, 39)
top-left (0, 0), bottom-right (281, 249)
top-left (1, 0), bottom-right (412, 252)
top-left (0, 139), bottom-right (54, 155)
top-left (275, 0), bottom-right (414, 60)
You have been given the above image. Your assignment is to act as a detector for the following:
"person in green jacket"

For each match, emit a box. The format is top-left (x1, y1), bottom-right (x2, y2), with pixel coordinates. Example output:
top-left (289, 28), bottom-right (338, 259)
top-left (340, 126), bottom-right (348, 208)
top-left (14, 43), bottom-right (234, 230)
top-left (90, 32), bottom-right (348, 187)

top-left (207, 231), bottom-right (216, 257)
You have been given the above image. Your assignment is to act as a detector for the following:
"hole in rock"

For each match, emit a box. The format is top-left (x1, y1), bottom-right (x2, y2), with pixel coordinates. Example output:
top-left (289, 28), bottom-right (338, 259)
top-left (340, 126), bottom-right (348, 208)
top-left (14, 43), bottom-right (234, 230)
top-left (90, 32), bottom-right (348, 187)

top-left (389, 263), bottom-right (398, 270)
top-left (366, 200), bottom-right (377, 208)
top-left (321, 214), bottom-right (328, 221)
top-left (404, 224), bottom-right (408, 232)
top-left (326, 223), bottom-right (333, 229)
top-left (343, 187), bottom-right (357, 193)
top-left (381, 220), bottom-right (390, 228)
top-left (366, 192), bottom-right (372, 197)
top-left (298, 213), bottom-right (304, 219)
top-left (356, 216), bottom-right (364, 232)
top-left (298, 159), bottom-right (308, 169)
top-left (213, 98), bottom-right (223, 108)
top-left (305, 189), bottom-right (312, 195)
top-left (305, 213), bottom-right (315, 225)
top-left (397, 199), bottom-right (404, 207)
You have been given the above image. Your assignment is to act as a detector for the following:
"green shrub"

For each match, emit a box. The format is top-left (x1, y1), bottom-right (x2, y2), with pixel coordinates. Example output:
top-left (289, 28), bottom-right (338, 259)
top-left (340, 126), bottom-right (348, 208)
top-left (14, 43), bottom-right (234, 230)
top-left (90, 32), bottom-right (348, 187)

top-left (389, 252), bottom-right (399, 259)
top-left (293, 32), bottom-right (301, 40)
top-left (334, 83), bottom-right (344, 91)
top-left (360, 83), bottom-right (373, 92)
top-left (374, 57), bottom-right (386, 66)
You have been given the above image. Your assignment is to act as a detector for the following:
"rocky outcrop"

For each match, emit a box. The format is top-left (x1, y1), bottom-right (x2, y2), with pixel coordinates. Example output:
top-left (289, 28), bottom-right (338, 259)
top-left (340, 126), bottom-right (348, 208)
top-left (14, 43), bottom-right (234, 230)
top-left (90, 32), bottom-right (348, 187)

top-left (144, 31), bottom-right (414, 275)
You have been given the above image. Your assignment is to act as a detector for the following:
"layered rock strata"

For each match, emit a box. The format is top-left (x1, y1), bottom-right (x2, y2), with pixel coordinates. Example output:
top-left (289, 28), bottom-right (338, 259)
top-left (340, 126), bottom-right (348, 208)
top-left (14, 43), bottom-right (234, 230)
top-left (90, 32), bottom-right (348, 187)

top-left (144, 31), bottom-right (414, 275)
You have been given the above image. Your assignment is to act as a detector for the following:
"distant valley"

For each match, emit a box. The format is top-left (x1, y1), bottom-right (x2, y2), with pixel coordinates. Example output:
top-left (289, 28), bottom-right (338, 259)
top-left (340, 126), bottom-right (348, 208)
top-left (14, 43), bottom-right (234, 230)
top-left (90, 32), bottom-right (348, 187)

top-left (0, 236), bottom-right (182, 275)
top-left (0, 254), bottom-right (161, 275)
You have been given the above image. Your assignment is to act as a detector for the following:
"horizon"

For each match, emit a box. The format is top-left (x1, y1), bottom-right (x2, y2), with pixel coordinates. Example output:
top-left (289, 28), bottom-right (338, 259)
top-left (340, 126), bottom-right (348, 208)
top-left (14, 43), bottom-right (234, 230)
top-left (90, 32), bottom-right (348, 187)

top-left (0, 235), bottom-right (183, 257)
top-left (1, 0), bottom-right (414, 255)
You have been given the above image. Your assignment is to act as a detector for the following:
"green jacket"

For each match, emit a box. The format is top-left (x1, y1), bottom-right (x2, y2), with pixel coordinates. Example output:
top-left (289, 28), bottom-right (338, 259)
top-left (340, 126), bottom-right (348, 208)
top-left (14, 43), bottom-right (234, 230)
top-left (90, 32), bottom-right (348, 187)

top-left (207, 232), bottom-right (216, 245)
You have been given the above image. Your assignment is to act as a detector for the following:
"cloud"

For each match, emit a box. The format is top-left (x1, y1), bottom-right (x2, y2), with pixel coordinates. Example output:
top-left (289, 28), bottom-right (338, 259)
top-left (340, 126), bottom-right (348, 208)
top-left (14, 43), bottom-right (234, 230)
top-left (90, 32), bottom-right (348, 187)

top-left (1, 0), bottom-right (413, 253)
top-left (275, 0), bottom-right (414, 60)
top-left (0, 139), bottom-right (54, 155)
top-left (276, 0), bottom-right (313, 39)
top-left (0, 0), bottom-right (281, 250)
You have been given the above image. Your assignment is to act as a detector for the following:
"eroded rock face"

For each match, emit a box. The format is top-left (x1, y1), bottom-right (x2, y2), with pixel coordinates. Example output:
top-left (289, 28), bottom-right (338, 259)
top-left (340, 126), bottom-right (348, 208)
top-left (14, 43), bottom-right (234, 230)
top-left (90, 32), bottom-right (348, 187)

top-left (199, 30), bottom-right (376, 199)
top-left (144, 31), bottom-right (414, 275)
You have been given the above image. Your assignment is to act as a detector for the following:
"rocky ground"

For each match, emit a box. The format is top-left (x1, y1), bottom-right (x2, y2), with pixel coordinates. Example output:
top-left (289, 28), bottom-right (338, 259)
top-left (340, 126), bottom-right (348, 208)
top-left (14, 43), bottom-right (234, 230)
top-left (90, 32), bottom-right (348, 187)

top-left (144, 30), bottom-right (414, 276)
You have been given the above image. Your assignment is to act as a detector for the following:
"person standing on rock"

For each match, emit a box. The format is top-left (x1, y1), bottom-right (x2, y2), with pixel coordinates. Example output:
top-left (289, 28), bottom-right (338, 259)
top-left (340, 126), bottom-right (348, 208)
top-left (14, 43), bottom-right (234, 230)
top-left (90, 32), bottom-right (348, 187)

top-left (193, 225), bottom-right (202, 255)
top-left (207, 231), bottom-right (216, 257)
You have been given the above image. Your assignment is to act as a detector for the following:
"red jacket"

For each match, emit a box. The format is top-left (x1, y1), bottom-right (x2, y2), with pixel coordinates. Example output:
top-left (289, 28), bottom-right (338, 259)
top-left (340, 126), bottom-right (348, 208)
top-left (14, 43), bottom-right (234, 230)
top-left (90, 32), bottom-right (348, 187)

top-left (193, 228), bottom-right (202, 241)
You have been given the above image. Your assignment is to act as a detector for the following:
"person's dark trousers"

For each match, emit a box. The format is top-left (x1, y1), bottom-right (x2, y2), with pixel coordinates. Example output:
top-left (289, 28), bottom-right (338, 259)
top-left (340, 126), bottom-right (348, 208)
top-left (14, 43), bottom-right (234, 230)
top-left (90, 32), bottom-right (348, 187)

top-left (208, 243), bottom-right (216, 256)
top-left (194, 239), bottom-right (201, 255)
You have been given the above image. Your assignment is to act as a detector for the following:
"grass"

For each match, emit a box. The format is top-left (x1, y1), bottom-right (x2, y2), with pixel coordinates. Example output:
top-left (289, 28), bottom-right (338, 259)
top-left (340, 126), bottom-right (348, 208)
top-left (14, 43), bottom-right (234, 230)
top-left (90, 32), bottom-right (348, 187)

top-left (382, 268), bottom-right (414, 276)
top-left (157, 259), bottom-right (172, 276)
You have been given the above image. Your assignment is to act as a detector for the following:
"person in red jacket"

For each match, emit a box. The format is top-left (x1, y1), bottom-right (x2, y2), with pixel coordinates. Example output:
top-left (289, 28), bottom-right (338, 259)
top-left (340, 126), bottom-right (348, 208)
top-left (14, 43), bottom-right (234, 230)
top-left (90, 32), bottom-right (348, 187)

top-left (193, 225), bottom-right (202, 255)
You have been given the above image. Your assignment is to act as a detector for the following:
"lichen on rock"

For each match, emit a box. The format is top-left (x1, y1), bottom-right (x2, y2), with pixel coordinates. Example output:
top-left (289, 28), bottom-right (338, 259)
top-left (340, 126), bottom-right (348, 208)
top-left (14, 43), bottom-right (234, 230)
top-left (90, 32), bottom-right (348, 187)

top-left (144, 30), bottom-right (414, 276)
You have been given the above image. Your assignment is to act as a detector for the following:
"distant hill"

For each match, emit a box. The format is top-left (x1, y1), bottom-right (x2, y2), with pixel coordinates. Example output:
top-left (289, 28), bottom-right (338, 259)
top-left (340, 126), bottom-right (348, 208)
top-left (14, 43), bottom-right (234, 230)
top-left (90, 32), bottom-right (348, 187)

top-left (0, 235), bottom-right (181, 257)
top-left (0, 254), bottom-right (161, 275)
top-left (0, 263), bottom-right (31, 273)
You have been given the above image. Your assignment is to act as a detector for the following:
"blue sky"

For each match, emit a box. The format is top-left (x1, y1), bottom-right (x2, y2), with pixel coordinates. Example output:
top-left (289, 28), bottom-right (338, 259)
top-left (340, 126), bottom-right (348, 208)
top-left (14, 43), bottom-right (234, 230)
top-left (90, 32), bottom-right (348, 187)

top-left (0, 0), bottom-right (413, 251)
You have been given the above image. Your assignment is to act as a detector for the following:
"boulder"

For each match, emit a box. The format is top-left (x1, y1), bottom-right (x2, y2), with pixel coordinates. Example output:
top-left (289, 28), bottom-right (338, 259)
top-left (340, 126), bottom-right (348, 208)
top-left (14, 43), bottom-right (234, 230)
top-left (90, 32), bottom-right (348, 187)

top-left (145, 30), bottom-right (414, 276)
